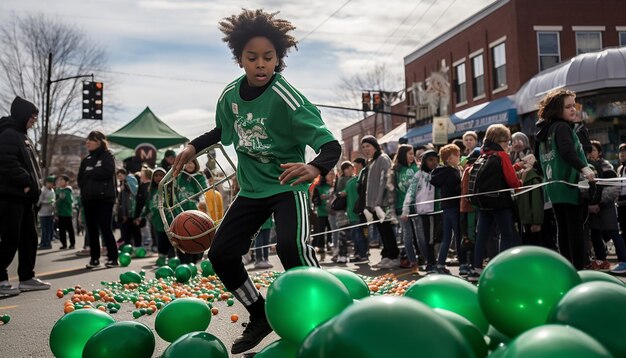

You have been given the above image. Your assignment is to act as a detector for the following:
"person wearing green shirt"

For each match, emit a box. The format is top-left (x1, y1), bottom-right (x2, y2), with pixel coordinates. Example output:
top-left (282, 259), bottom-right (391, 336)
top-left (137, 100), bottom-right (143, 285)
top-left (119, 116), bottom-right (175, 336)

top-left (169, 9), bottom-right (341, 354)
top-left (141, 168), bottom-right (175, 261)
top-left (55, 175), bottom-right (75, 250)
top-left (176, 158), bottom-right (208, 212)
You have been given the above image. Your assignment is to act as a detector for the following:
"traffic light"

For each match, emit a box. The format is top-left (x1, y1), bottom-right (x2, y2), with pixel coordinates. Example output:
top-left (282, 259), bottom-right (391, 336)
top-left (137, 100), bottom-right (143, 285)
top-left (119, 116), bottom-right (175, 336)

top-left (82, 81), bottom-right (103, 120)
top-left (372, 92), bottom-right (382, 112)
top-left (362, 92), bottom-right (371, 111)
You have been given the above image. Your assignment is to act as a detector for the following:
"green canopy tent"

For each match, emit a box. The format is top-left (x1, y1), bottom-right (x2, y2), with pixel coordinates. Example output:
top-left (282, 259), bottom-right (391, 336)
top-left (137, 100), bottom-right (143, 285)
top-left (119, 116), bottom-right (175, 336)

top-left (108, 107), bottom-right (188, 149)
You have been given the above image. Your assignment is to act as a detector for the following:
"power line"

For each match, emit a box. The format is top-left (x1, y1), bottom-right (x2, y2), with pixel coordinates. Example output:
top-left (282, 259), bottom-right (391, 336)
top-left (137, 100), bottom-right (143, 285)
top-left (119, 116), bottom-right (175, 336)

top-left (371, 0), bottom-right (427, 58)
top-left (299, 0), bottom-right (354, 43)
top-left (386, 0), bottom-right (439, 57)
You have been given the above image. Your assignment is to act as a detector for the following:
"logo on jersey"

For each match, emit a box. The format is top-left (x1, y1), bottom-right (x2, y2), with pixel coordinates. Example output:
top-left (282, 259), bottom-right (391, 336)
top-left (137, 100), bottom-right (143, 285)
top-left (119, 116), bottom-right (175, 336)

top-left (232, 103), bottom-right (239, 115)
top-left (234, 113), bottom-right (273, 163)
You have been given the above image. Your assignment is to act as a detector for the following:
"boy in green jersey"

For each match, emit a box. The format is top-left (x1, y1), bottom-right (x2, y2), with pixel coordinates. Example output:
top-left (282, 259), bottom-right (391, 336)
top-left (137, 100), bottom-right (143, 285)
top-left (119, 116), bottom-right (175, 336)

top-left (55, 175), bottom-right (75, 249)
top-left (172, 9), bottom-right (341, 354)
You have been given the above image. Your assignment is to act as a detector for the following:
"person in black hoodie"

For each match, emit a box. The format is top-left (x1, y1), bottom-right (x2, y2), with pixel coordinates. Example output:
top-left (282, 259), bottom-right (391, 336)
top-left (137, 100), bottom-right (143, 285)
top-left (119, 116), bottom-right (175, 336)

top-left (0, 96), bottom-right (51, 296)
top-left (78, 130), bottom-right (119, 269)
top-left (430, 143), bottom-right (462, 274)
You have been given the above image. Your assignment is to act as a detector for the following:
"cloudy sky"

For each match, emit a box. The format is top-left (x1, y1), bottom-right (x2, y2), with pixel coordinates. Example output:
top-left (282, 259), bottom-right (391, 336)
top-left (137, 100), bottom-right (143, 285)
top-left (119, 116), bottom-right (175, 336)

top-left (1, 0), bottom-right (496, 149)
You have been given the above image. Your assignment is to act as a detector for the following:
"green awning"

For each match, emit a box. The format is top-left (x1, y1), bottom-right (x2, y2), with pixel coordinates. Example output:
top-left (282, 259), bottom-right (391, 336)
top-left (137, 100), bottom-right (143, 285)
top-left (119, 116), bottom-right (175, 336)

top-left (108, 107), bottom-right (188, 149)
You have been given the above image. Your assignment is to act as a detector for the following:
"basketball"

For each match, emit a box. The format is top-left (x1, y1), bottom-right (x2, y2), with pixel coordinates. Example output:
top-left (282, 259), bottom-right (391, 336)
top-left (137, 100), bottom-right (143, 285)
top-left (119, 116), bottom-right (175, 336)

top-left (169, 210), bottom-right (216, 254)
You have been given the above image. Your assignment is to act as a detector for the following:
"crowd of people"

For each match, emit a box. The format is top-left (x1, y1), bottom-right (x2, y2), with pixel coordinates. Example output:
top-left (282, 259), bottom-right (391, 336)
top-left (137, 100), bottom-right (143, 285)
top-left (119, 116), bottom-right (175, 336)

top-left (308, 88), bottom-right (626, 282)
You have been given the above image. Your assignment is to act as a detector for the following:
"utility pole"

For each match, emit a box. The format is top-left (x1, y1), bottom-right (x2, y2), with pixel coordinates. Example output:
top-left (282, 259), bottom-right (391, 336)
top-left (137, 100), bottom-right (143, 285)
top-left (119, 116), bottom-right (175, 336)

top-left (42, 52), bottom-right (93, 177)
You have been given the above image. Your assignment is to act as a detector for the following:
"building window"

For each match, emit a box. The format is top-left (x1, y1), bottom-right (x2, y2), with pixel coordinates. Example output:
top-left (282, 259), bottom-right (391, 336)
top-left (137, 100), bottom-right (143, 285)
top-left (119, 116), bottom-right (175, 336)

top-left (455, 62), bottom-right (467, 104)
top-left (471, 54), bottom-right (484, 98)
top-left (492, 42), bottom-right (507, 89)
top-left (620, 32), bottom-right (626, 46)
top-left (537, 32), bottom-right (560, 71)
top-left (576, 31), bottom-right (602, 54)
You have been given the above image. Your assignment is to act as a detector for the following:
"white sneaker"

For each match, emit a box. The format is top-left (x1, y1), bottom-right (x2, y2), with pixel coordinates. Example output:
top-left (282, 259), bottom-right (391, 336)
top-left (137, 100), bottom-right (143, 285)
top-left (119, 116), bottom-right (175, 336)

top-left (19, 278), bottom-right (51, 292)
top-left (337, 256), bottom-right (348, 264)
top-left (0, 281), bottom-right (20, 297)
top-left (378, 258), bottom-right (397, 269)
top-left (372, 257), bottom-right (391, 268)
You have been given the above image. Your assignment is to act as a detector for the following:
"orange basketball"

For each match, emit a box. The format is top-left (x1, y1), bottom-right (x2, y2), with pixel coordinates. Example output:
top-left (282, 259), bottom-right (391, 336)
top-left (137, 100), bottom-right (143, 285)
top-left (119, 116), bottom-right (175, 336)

top-left (169, 210), bottom-right (216, 254)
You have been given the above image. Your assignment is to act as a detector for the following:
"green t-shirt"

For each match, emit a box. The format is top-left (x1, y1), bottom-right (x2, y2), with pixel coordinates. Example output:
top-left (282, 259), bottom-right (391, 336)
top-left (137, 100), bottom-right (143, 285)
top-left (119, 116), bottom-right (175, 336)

top-left (344, 176), bottom-right (359, 223)
top-left (216, 74), bottom-right (336, 199)
top-left (395, 163), bottom-right (418, 212)
top-left (55, 187), bottom-right (73, 217)
top-left (315, 183), bottom-right (331, 217)
top-left (176, 172), bottom-right (207, 211)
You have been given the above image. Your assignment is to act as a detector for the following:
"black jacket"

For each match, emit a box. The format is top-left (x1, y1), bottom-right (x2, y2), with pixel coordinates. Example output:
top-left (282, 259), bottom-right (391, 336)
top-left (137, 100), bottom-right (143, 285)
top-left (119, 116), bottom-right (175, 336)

top-left (0, 97), bottom-right (41, 204)
top-left (535, 118), bottom-right (586, 171)
top-left (430, 165), bottom-right (461, 209)
top-left (78, 146), bottom-right (117, 203)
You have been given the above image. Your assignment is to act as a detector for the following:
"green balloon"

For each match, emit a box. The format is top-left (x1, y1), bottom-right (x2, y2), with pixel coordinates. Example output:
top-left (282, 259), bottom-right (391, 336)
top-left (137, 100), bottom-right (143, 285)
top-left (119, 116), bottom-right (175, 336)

top-left (578, 270), bottom-right (626, 286)
top-left (120, 244), bottom-right (134, 254)
top-left (135, 246), bottom-right (147, 258)
top-left (175, 265), bottom-right (192, 284)
top-left (49, 309), bottom-right (115, 358)
top-left (120, 271), bottom-right (142, 284)
top-left (155, 298), bottom-right (212, 342)
top-left (549, 281), bottom-right (626, 357)
top-left (155, 266), bottom-right (175, 279)
top-left (306, 296), bottom-right (474, 357)
top-left (119, 253), bottom-right (132, 267)
top-left (200, 259), bottom-right (214, 276)
top-left (404, 274), bottom-right (489, 333)
top-left (433, 308), bottom-right (488, 358)
top-left (82, 321), bottom-right (155, 358)
top-left (162, 331), bottom-right (228, 358)
top-left (478, 246), bottom-right (581, 338)
top-left (255, 339), bottom-right (299, 358)
top-left (188, 263), bottom-right (198, 277)
top-left (487, 325), bottom-right (511, 351)
top-left (326, 268), bottom-right (370, 300)
top-left (168, 257), bottom-right (181, 270)
top-left (498, 325), bottom-right (612, 358)
top-left (156, 256), bottom-right (167, 267)
top-left (298, 319), bottom-right (335, 358)
top-left (265, 266), bottom-right (352, 345)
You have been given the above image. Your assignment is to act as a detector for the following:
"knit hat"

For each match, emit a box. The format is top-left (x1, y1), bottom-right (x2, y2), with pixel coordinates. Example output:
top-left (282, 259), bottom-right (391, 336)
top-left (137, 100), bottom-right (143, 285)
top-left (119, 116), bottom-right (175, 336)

top-left (45, 176), bottom-right (56, 183)
top-left (360, 135), bottom-right (380, 151)
top-left (164, 149), bottom-right (176, 158)
top-left (340, 161), bottom-right (354, 171)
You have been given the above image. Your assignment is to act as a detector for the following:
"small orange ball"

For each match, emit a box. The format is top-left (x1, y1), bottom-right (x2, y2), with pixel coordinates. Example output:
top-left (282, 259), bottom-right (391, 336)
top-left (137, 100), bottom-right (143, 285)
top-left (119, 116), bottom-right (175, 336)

top-left (230, 314), bottom-right (239, 323)
top-left (56, 291), bottom-right (64, 298)
top-left (64, 305), bottom-right (75, 314)
top-left (211, 307), bottom-right (219, 315)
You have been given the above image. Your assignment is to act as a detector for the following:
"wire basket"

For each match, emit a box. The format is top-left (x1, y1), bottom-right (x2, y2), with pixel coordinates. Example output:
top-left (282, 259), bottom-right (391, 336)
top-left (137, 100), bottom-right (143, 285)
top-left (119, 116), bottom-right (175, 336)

top-left (157, 144), bottom-right (237, 251)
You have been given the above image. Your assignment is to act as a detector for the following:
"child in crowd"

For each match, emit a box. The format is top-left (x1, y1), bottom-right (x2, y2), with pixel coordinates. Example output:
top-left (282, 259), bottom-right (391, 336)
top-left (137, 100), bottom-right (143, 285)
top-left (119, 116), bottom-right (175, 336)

top-left (170, 9), bottom-right (340, 354)
top-left (430, 144), bottom-right (462, 275)
top-left (37, 176), bottom-right (56, 250)
top-left (402, 150), bottom-right (441, 273)
top-left (387, 144), bottom-right (419, 272)
top-left (312, 170), bottom-right (335, 261)
top-left (349, 158), bottom-right (369, 262)
top-left (469, 124), bottom-right (521, 282)
top-left (141, 168), bottom-right (175, 263)
top-left (459, 148), bottom-right (481, 276)
top-left (55, 175), bottom-right (75, 250)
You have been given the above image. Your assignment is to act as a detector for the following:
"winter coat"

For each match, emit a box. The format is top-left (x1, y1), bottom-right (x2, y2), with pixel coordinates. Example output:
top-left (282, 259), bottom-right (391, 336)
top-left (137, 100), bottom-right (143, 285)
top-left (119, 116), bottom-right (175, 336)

top-left (430, 165), bottom-right (461, 210)
top-left (0, 97), bottom-right (42, 204)
top-left (78, 146), bottom-right (116, 204)
top-left (590, 171), bottom-right (620, 230)
top-left (515, 169), bottom-right (544, 226)
top-left (365, 151), bottom-right (392, 210)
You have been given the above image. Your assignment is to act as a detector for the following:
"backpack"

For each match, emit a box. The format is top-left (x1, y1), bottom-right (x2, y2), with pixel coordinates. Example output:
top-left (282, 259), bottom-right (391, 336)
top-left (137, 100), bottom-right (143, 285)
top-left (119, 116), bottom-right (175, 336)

top-left (467, 153), bottom-right (513, 209)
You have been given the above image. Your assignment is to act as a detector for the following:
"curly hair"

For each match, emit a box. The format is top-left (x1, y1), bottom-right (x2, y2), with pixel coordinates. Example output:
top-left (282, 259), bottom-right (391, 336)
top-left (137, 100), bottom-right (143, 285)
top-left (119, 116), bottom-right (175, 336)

top-left (219, 9), bottom-right (298, 72)
top-left (537, 88), bottom-right (576, 122)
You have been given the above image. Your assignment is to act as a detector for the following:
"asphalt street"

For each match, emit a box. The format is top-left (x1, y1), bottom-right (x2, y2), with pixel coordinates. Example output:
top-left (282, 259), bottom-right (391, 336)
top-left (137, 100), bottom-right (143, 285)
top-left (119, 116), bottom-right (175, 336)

top-left (0, 233), bottom-right (419, 358)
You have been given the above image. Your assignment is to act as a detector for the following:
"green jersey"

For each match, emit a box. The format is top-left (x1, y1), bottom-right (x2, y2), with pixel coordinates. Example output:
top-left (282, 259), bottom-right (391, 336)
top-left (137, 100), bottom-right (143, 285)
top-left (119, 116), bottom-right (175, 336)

top-left (539, 123), bottom-right (587, 205)
top-left (394, 163), bottom-right (418, 212)
top-left (315, 183), bottom-right (331, 218)
top-left (55, 187), bottom-right (74, 217)
top-left (216, 74), bottom-right (336, 198)
top-left (176, 172), bottom-right (207, 211)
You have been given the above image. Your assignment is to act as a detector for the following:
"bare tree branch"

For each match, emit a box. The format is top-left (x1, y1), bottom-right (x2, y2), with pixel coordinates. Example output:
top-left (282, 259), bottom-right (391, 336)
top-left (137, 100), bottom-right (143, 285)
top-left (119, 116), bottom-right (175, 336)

top-left (0, 12), bottom-right (108, 172)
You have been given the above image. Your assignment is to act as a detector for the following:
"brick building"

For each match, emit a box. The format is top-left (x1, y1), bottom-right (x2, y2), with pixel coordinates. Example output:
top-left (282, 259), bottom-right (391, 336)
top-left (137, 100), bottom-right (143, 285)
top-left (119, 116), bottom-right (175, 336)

top-left (403, 0), bottom-right (626, 148)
